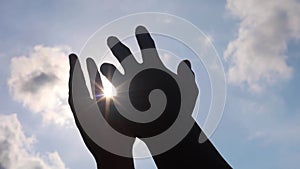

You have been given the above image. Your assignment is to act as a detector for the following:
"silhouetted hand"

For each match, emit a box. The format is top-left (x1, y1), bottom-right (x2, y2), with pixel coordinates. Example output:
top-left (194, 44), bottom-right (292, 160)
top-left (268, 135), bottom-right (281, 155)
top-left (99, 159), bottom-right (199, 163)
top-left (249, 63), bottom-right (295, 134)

top-left (99, 26), bottom-right (198, 139)
top-left (101, 26), bottom-right (231, 168)
top-left (68, 54), bottom-right (135, 169)
top-left (69, 25), bottom-right (231, 169)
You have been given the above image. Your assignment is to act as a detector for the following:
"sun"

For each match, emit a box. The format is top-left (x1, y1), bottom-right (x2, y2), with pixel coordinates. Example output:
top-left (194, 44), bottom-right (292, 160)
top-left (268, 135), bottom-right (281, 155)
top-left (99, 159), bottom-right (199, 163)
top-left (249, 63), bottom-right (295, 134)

top-left (102, 76), bottom-right (116, 98)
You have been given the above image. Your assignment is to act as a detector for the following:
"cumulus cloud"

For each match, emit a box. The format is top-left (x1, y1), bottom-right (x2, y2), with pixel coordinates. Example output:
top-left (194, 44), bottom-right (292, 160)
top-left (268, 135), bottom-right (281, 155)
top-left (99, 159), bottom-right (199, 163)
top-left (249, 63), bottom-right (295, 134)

top-left (0, 113), bottom-right (67, 169)
top-left (224, 0), bottom-right (300, 92)
top-left (8, 45), bottom-right (72, 125)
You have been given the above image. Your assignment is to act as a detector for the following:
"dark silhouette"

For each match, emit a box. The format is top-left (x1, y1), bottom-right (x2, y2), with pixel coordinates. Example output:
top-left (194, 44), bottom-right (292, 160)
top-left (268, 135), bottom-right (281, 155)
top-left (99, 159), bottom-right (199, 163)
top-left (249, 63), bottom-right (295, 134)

top-left (68, 26), bottom-right (231, 168)
top-left (69, 54), bottom-right (135, 168)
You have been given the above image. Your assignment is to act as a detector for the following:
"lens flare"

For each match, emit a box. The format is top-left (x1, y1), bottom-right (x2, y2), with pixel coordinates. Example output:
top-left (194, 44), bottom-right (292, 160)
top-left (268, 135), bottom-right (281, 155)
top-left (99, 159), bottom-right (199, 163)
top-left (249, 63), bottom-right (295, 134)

top-left (102, 76), bottom-right (116, 98)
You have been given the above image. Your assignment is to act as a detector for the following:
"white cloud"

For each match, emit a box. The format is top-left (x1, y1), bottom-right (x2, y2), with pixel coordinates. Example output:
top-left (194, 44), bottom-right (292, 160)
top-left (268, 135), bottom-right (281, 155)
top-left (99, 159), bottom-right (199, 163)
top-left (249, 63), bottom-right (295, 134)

top-left (224, 0), bottom-right (300, 92)
top-left (8, 45), bottom-right (72, 125)
top-left (0, 113), bottom-right (67, 169)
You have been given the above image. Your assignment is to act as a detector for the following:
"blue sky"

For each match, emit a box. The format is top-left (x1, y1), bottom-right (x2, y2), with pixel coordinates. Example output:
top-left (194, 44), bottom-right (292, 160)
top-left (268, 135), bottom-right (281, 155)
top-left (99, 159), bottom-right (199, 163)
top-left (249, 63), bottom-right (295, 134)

top-left (1, 0), bottom-right (300, 169)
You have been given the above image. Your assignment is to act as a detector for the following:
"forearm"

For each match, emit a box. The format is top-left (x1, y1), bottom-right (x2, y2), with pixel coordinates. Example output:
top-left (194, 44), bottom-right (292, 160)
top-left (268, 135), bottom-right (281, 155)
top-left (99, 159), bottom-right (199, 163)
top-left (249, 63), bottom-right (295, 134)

top-left (152, 123), bottom-right (231, 168)
top-left (96, 152), bottom-right (134, 169)
top-left (75, 120), bottom-right (135, 169)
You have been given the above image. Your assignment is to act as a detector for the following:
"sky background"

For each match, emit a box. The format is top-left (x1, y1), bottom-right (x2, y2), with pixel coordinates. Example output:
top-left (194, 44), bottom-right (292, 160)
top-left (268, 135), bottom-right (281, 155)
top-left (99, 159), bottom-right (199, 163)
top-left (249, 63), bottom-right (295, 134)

top-left (1, 0), bottom-right (300, 169)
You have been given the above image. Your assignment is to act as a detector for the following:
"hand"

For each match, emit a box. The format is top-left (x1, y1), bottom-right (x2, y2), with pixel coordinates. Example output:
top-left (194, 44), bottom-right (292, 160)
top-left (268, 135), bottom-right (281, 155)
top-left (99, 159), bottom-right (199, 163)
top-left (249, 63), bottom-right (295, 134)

top-left (68, 54), bottom-right (135, 169)
top-left (69, 25), bottom-right (230, 169)
top-left (102, 26), bottom-right (230, 169)
top-left (100, 26), bottom-right (198, 139)
top-left (68, 25), bottom-right (198, 168)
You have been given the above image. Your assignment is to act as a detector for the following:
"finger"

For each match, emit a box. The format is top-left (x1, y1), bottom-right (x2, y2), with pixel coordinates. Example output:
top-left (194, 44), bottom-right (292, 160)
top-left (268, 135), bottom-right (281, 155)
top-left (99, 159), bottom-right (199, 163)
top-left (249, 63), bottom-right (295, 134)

top-left (135, 25), bottom-right (156, 49)
top-left (107, 36), bottom-right (135, 64)
top-left (135, 26), bottom-right (160, 63)
top-left (184, 60), bottom-right (192, 69)
top-left (68, 53), bottom-right (77, 112)
top-left (68, 53), bottom-right (91, 111)
top-left (177, 59), bottom-right (195, 76)
top-left (68, 54), bottom-right (88, 137)
top-left (86, 58), bottom-right (103, 100)
top-left (100, 63), bottom-right (122, 85)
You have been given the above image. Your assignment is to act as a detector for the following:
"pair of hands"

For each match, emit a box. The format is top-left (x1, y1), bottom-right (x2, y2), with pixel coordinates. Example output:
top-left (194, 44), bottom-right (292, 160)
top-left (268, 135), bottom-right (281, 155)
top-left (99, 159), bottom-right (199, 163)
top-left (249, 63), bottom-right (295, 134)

top-left (68, 26), bottom-right (230, 168)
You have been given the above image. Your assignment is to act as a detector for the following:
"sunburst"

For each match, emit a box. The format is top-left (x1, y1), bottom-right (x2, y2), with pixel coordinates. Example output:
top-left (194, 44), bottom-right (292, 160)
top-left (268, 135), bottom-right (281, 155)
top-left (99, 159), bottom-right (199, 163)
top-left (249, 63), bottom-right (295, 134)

top-left (101, 76), bottom-right (116, 99)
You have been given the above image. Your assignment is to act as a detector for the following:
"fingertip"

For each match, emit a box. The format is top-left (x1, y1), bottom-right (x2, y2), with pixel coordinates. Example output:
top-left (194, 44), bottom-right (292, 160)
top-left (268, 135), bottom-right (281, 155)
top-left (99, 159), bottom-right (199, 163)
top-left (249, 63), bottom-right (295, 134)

top-left (100, 63), bottom-right (117, 81)
top-left (86, 57), bottom-right (93, 62)
top-left (178, 59), bottom-right (194, 76)
top-left (107, 36), bottom-right (119, 48)
top-left (69, 53), bottom-right (78, 68)
top-left (100, 64), bottom-right (105, 73)
top-left (69, 53), bottom-right (78, 59)
top-left (135, 25), bottom-right (149, 35)
top-left (86, 58), bottom-right (99, 78)
top-left (183, 60), bottom-right (192, 69)
top-left (100, 63), bottom-right (112, 74)
top-left (135, 26), bottom-right (156, 50)
top-left (86, 57), bottom-right (97, 68)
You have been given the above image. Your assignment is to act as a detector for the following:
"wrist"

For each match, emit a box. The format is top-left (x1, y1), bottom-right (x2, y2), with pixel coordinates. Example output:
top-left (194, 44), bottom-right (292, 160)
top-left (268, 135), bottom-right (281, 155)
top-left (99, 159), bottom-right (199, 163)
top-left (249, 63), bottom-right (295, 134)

top-left (95, 152), bottom-right (134, 169)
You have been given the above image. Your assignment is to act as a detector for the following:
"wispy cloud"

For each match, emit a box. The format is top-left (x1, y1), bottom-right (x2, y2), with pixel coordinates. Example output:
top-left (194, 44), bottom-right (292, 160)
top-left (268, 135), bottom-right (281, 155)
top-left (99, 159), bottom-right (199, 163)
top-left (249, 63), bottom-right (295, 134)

top-left (230, 94), bottom-right (300, 145)
top-left (0, 113), bottom-right (67, 169)
top-left (8, 45), bottom-right (72, 125)
top-left (224, 0), bottom-right (300, 92)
